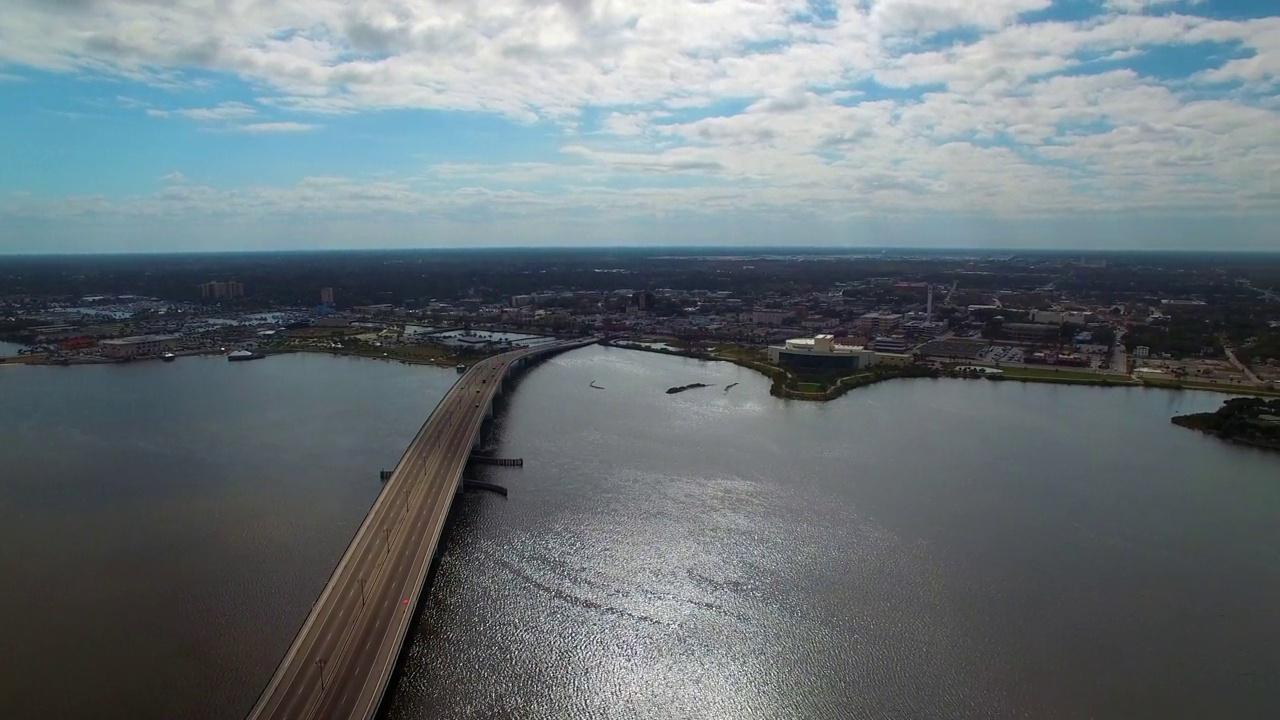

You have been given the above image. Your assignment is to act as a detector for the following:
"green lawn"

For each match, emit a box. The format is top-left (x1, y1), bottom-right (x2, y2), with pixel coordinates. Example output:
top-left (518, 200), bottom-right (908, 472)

top-left (1142, 378), bottom-right (1280, 396)
top-left (794, 382), bottom-right (825, 393)
top-left (997, 366), bottom-right (1113, 381)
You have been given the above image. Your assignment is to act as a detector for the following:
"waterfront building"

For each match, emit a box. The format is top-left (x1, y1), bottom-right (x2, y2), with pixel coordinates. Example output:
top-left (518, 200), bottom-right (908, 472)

top-left (767, 334), bottom-right (911, 372)
top-left (99, 335), bottom-right (179, 359)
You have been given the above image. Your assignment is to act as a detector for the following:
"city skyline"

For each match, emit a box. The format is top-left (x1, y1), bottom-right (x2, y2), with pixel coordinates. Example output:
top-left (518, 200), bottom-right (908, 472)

top-left (2, 0), bottom-right (1279, 253)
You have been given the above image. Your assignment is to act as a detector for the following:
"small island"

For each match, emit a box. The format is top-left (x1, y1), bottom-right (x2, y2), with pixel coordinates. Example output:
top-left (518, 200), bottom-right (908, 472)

top-left (1171, 397), bottom-right (1280, 452)
top-left (667, 383), bottom-right (713, 394)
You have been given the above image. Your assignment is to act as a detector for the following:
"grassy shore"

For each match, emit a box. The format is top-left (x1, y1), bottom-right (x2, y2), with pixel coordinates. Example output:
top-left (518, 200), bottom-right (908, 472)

top-left (265, 341), bottom-right (475, 368)
top-left (988, 366), bottom-right (1141, 386)
top-left (1140, 377), bottom-right (1280, 397)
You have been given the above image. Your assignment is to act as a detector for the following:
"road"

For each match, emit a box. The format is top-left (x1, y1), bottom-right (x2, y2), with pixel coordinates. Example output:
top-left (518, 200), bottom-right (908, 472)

top-left (1222, 341), bottom-right (1263, 385)
top-left (247, 339), bottom-right (590, 720)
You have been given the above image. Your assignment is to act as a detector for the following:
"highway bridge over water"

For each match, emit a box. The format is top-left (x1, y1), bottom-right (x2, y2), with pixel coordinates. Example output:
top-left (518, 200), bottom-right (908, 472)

top-left (247, 338), bottom-right (595, 720)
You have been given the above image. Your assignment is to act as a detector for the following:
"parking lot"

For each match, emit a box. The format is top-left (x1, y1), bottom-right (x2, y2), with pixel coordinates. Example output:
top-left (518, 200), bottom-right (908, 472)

top-left (980, 346), bottom-right (1025, 364)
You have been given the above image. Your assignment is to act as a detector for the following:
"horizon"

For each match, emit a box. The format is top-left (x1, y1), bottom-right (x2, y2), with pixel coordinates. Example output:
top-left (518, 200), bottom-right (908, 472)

top-left (3, 0), bottom-right (1279, 253)
top-left (5, 245), bottom-right (1280, 260)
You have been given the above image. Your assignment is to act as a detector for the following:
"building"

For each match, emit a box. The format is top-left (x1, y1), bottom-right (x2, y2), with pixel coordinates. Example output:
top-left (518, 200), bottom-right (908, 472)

top-left (769, 335), bottom-right (875, 372)
top-left (801, 316), bottom-right (839, 330)
top-left (1029, 309), bottom-right (1092, 326)
top-left (752, 310), bottom-right (793, 326)
top-left (632, 290), bottom-right (654, 311)
top-left (1003, 322), bottom-right (1061, 343)
top-left (900, 320), bottom-right (948, 338)
top-left (871, 335), bottom-right (910, 353)
top-left (1134, 345), bottom-right (1151, 358)
top-left (99, 335), bottom-right (178, 359)
top-left (30, 324), bottom-right (80, 341)
top-left (352, 304), bottom-right (394, 315)
top-left (857, 312), bottom-right (903, 336)
top-left (320, 287), bottom-right (335, 305)
top-left (767, 335), bottom-right (915, 371)
top-left (200, 280), bottom-right (245, 300)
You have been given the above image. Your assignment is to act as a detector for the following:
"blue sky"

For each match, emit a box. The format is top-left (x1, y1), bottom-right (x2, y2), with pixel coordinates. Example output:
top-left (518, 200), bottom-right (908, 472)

top-left (1, 0), bottom-right (1278, 253)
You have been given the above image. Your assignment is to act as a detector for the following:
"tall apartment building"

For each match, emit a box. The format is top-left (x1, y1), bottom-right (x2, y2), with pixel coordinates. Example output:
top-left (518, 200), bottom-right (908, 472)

top-left (200, 280), bottom-right (245, 299)
top-left (321, 287), bottom-right (335, 305)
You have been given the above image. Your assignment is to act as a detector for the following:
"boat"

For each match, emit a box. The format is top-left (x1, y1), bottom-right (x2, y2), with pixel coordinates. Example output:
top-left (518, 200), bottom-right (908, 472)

top-left (456, 363), bottom-right (468, 374)
top-left (161, 352), bottom-right (177, 362)
top-left (228, 349), bottom-right (264, 362)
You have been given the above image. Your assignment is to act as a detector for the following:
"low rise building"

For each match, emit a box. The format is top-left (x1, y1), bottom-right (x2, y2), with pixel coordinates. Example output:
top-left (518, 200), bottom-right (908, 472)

top-left (768, 334), bottom-right (911, 372)
top-left (1003, 322), bottom-right (1061, 343)
top-left (752, 310), bottom-right (793, 326)
top-left (857, 312), bottom-right (903, 336)
top-left (99, 335), bottom-right (178, 359)
top-left (871, 335), bottom-right (911, 353)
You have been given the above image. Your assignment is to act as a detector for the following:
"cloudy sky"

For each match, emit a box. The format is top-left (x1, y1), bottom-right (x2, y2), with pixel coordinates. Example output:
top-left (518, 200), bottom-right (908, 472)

top-left (1, 0), bottom-right (1278, 253)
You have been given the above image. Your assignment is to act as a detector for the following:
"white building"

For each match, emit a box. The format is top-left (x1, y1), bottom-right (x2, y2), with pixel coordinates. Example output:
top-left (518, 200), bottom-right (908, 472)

top-left (99, 335), bottom-right (178, 359)
top-left (752, 310), bottom-right (793, 326)
top-left (767, 334), bottom-right (911, 372)
top-left (1134, 345), bottom-right (1151, 358)
top-left (1030, 309), bottom-right (1092, 325)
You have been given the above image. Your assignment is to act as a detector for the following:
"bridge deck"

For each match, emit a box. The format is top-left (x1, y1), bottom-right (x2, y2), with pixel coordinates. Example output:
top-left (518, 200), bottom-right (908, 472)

top-left (246, 339), bottom-right (590, 720)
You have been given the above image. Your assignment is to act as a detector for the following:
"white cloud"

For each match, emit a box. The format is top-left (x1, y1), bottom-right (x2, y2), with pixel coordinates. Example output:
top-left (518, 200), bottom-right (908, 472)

top-left (1105, 0), bottom-right (1205, 13)
top-left (1, 0), bottom-right (1278, 238)
top-left (147, 101), bottom-right (258, 121)
top-left (870, 0), bottom-right (1051, 36)
top-left (231, 122), bottom-right (319, 133)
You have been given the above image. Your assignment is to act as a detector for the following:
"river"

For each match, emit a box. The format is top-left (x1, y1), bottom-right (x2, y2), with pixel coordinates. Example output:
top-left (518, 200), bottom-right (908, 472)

top-left (0, 347), bottom-right (1276, 719)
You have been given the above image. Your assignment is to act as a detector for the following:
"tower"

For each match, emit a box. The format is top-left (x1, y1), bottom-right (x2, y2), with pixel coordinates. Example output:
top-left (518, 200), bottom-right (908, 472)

top-left (926, 284), bottom-right (934, 321)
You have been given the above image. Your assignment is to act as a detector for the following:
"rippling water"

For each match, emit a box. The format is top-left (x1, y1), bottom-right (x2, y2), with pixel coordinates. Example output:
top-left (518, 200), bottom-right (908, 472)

top-left (388, 346), bottom-right (1280, 720)
top-left (1, 347), bottom-right (1278, 719)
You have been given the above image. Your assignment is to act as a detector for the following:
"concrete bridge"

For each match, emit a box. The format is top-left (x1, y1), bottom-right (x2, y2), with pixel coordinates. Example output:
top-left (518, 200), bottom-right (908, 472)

top-left (246, 337), bottom-right (595, 720)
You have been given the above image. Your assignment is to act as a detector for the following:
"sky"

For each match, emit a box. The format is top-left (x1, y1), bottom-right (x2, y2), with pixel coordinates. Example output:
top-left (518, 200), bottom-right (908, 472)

top-left (1, 0), bottom-right (1278, 253)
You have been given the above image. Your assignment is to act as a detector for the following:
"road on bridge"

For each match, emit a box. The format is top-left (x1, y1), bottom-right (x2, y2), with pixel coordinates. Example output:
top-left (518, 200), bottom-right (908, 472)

top-left (246, 339), bottom-right (589, 720)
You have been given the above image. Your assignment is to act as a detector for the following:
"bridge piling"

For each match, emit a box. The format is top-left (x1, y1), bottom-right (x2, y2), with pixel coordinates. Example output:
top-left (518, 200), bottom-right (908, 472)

top-left (468, 455), bottom-right (523, 467)
top-left (461, 480), bottom-right (508, 496)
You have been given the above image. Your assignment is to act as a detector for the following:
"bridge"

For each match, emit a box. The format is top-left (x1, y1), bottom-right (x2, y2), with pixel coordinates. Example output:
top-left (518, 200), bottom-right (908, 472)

top-left (246, 338), bottom-right (595, 720)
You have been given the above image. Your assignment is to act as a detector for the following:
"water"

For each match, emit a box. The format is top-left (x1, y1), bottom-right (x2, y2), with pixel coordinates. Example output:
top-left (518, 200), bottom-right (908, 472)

top-left (1, 347), bottom-right (1277, 719)
top-left (0, 354), bottom-right (457, 720)
top-left (388, 347), bottom-right (1280, 719)
top-left (0, 340), bottom-right (23, 356)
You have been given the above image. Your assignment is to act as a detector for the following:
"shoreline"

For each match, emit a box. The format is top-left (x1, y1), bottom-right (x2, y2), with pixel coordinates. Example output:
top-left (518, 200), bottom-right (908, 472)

top-left (602, 339), bottom-right (1280, 402)
top-left (12, 339), bottom-right (1280, 402)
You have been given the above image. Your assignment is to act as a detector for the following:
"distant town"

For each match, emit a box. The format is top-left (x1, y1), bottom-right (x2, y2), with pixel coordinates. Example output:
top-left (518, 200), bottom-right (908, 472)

top-left (2, 249), bottom-right (1278, 399)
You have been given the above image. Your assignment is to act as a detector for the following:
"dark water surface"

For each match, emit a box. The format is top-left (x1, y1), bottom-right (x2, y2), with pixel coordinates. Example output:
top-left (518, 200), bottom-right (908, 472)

top-left (1, 347), bottom-right (1278, 719)
top-left (0, 354), bottom-right (455, 720)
